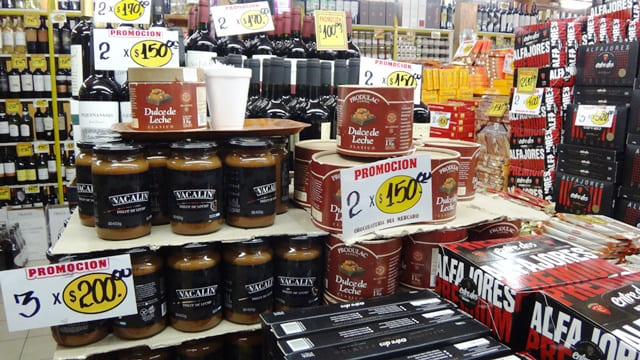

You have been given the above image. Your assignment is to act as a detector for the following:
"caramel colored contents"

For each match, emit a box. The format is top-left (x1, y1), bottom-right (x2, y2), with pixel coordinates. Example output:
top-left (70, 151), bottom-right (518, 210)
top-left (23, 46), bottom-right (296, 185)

top-left (50, 323), bottom-right (109, 347)
top-left (274, 240), bottom-right (322, 311)
top-left (77, 149), bottom-right (95, 227)
top-left (176, 338), bottom-right (224, 358)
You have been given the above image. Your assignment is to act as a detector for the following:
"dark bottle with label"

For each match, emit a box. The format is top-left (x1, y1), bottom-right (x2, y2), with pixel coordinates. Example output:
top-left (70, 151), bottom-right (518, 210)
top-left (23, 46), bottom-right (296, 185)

top-left (19, 104), bottom-right (33, 142)
top-left (186, 5), bottom-right (196, 38)
top-left (70, 19), bottom-right (93, 99)
top-left (331, 59), bottom-right (348, 138)
top-left (302, 15), bottom-right (317, 59)
top-left (37, 17), bottom-right (48, 54)
top-left (292, 60), bottom-right (307, 115)
top-left (0, 61), bottom-right (9, 98)
top-left (250, 31), bottom-right (274, 56)
top-left (286, 8), bottom-right (307, 59)
top-left (167, 243), bottom-right (223, 332)
top-left (0, 104), bottom-right (9, 142)
top-left (52, 22), bottom-right (61, 54)
top-left (60, 20), bottom-right (71, 54)
top-left (223, 239), bottom-right (274, 324)
top-left (281, 12), bottom-right (292, 53)
top-left (7, 65), bottom-right (21, 98)
top-left (220, 35), bottom-right (247, 57)
top-left (15, 153), bottom-right (27, 184)
top-left (185, 0), bottom-right (218, 68)
top-left (43, 103), bottom-right (54, 141)
top-left (58, 102), bottom-right (68, 140)
top-left (413, 102), bottom-right (430, 139)
top-left (0, 152), bottom-right (5, 186)
top-left (65, 151), bottom-right (75, 182)
top-left (20, 67), bottom-right (33, 98)
top-left (42, 66), bottom-right (51, 98)
top-left (150, 0), bottom-right (167, 28)
top-left (8, 110), bottom-right (20, 143)
top-left (274, 235), bottom-right (324, 310)
top-left (299, 59), bottom-right (330, 141)
top-left (32, 67), bottom-right (46, 98)
top-left (4, 149), bottom-right (16, 185)
top-left (272, 14), bottom-right (284, 57)
top-left (264, 58), bottom-right (291, 119)
top-left (348, 58), bottom-right (359, 84)
top-left (26, 153), bottom-right (36, 184)
top-left (36, 153), bottom-right (48, 183)
top-left (25, 19), bottom-right (37, 53)
top-left (47, 151), bottom-right (57, 181)
top-left (56, 66), bottom-right (68, 98)
top-left (246, 59), bottom-right (261, 119)
top-left (281, 60), bottom-right (294, 108)
top-left (338, 12), bottom-right (360, 59)
top-left (34, 106), bottom-right (45, 140)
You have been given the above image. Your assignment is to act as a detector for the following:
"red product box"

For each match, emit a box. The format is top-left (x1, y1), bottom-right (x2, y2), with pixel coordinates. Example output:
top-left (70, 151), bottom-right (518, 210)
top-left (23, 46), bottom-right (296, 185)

top-left (508, 166), bottom-right (555, 200)
top-left (564, 104), bottom-right (628, 151)
top-left (435, 235), bottom-right (626, 350)
top-left (554, 171), bottom-right (616, 216)
top-left (616, 197), bottom-right (640, 226)
top-left (628, 19), bottom-right (640, 41)
top-left (514, 21), bottom-right (566, 68)
top-left (526, 272), bottom-right (640, 360)
top-left (544, 87), bottom-right (563, 131)
top-left (612, 17), bottom-right (627, 42)
top-left (623, 133), bottom-right (640, 189)
top-left (582, 16), bottom-right (598, 45)
top-left (597, 16), bottom-right (611, 43)
top-left (429, 103), bottom-right (475, 139)
top-left (566, 21), bottom-right (582, 68)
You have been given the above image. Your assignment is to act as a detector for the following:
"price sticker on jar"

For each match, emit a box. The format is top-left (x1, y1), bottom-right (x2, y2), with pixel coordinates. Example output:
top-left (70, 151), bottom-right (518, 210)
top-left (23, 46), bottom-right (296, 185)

top-left (314, 10), bottom-right (348, 51)
top-left (58, 55), bottom-right (71, 70)
top-left (0, 254), bottom-right (137, 331)
top-left (359, 57), bottom-right (424, 104)
top-left (511, 88), bottom-right (543, 116)
top-left (340, 155), bottom-right (435, 241)
top-left (93, 0), bottom-right (151, 25)
top-left (93, 28), bottom-right (180, 71)
top-left (6, 100), bottom-right (21, 115)
top-left (211, 1), bottom-right (274, 37)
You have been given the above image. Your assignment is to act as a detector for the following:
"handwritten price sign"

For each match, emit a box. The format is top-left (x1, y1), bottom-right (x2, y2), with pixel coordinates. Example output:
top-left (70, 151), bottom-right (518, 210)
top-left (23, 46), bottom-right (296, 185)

top-left (314, 10), bottom-right (347, 51)
top-left (340, 155), bottom-right (433, 241)
top-left (93, 28), bottom-right (180, 71)
top-left (0, 254), bottom-right (137, 331)
top-left (359, 57), bottom-right (424, 104)
top-left (94, 0), bottom-right (151, 25)
top-left (487, 100), bottom-right (508, 117)
top-left (211, 1), bottom-right (274, 37)
top-left (517, 67), bottom-right (538, 93)
top-left (575, 105), bottom-right (616, 129)
top-left (511, 88), bottom-right (543, 116)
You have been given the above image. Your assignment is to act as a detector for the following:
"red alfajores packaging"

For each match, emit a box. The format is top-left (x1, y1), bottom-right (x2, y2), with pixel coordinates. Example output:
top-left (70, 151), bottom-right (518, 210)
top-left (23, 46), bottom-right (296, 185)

top-left (435, 235), bottom-right (626, 350)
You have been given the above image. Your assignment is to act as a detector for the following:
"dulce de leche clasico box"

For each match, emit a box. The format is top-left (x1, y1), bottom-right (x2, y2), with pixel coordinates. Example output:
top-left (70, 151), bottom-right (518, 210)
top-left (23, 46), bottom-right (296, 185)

top-left (128, 67), bottom-right (208, 131)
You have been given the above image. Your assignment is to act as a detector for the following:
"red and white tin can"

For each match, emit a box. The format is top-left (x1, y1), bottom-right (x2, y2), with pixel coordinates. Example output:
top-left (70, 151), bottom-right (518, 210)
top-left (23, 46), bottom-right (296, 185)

top-left (415, 147), bottom-right (461, 223)
top-left (324, 235), bottom-right (402, 302)
top-left (294, 140), bottom-right (336, 209)
top-left (419, 139), bottom-right (480, 201)
top-left (309, 151), bottom-right (371, 233)
top-left (337, 86), bottom-right (414, 158)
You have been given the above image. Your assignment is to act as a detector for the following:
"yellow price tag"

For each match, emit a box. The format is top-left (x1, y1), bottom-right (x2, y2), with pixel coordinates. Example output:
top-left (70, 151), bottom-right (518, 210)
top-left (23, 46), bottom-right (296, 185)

top-left (0, 187), bottom-right (10, 201)
top-left (431, 31), bottom-right (441, 40)
top-left (24, 15), bottom-right (39, 28)
top-left (25, 185), bottom-right (39, 194)
top-left (375, 175), bottom-right (423, 214)
top-left (30, 55), bottom-right (47, 71)
top-left (34, 99), bottom-right (48, 108)
top-left (35, 143), bottom-right (50, 154)
top-left (114, 0), bottom-right (146, 22)
top-left (488, 101), bottom-right (508, 117)
top-left (240, 9), bottom-right (270, 31)
top-left (517, 67), bottom-right (538, 94)
top-left (16, 143), bottom-right (34, 157)
top-left (130, 40), bottom-right (173, 68)
top-left (58, 55), bottom-right (71, 70)
top-left (11, 55), bottom-right (27, 71)
top-left (50, 13), bottom-right (66, 24)
top-left (374, 29), bottom-right (385, 40)
top-left (406, 31), bottom-right (416, 42)
top-left (64, 273), bottom-right (129, 314)
top-left (6, 100), bottom-right (21, 115)
top-left (65, 142), bottom-right (75, 150)
top-left (314, 10), bottom-right (348, 51)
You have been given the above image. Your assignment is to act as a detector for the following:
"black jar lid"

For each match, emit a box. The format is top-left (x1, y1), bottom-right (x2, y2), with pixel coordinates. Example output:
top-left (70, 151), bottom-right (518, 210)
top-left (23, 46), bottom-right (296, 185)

top-left (121, 247), bottom-right (154, 257)
top-left (77, 137), bottom-right (122, 150)
top-left (181, 242), bottom-right (215, 250)
top-left (288, 234), bottom-right (327, 243)
top-left (234, 238), bottom-right (267, 247)
top-left (170, 139), bottom-right (218, 151)
top-left (227, 137), bottom-right (272, 149)
top-left (94, 142), bottom-right (143, 155)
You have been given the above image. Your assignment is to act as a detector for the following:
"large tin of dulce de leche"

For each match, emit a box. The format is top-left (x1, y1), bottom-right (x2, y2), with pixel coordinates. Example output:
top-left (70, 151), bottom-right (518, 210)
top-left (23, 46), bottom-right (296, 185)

top-left (415, 147), bottom-right (461, 223)
top-left (419, 139), bottom-right (480, 200)
top-left (294, 140), bottom-right (336, 209)
top-left (324, 235), bottom-right (402, 303)
top-left (337, 86), bottom-right (414, 158)
top-left (309, 151), bottom-right (370, 233)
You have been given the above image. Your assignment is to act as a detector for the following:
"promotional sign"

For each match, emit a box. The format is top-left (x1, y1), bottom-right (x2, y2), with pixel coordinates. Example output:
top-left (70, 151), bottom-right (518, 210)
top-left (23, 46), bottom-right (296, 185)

top-left (511, 88), bottom-right (543, 116)
top-left (211, 1), bottom-right (274, 37)
top-left (0, 254), bottom-right (137, 331)
top-left (574, 105), bottom-right (616, 128)
top-left (93, 28), bottom-right (181, 71)
top-left (487, 100), bottom-right (508, 117)
top-left (314, 10), bottom-right (347, 51)
top-left (517, 67), bottom-right (538, 93)
top-left (93, 0), bottom-right (152, 25)
top-left (359, 57), bottom-right (424, 104)
top-left (453, 40), bottom-right (476, 58)
top-left (340, 155), bottom-right (433, 241)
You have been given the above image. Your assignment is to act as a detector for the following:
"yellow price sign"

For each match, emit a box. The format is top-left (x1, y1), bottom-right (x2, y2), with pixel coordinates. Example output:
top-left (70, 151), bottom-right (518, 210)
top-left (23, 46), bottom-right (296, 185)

top-left (488, 101), bottom-right (508, 117)
top-left (30, 55), bottom-right (47, 71)
top-left (34, 99), bottom-right (48, 108)
top-left (65, 142), bottom-right (75, 150)
top-left (11, 55), bottom-right (27, 71)
top-left (431, 31), bottom-right (441, 40)
top-left (525, 95), bottom-right (540, 109)
top-left (386, 70), bottom-right (418, 88)
top-left (58, 55), bottom-right (71, 70)
top-left (314, 10), bottom-right (348, 51)
top-left (6, 100), bottom-right (21, 115)
top-left (240, 9), bottom-right (270, 31)
top-left (0, 187), bottom-right (10, 200)
top-left (24, 15), bottom-right (39, 28)
top-left (35, 143), bottom-right (50, 154)
top-left (25, 185), bottom-right (39, 194)
top-left (50, 13), bottom-right (66, 24)
top-left (130, 40), bottom-right (174, 68)
top-left (16, 143), bottom-right (34, 157)
top-left (63, 273), bottom-right (129, 314)
top-left (517, 67), bottom-right (538, 93)
top-left (375, 175), bottom-right (423, 214)
top-left (114, 0), bottom-right (147, 22)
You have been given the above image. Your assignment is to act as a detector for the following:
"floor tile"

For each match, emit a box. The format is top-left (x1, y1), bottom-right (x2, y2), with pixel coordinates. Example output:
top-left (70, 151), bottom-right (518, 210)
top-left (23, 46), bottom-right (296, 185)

top-left (27, 326), bottom-right (51, 337)
top-left (0, 320), bottom-right (29, 341)
top-left (0, 304), bottom-right (5, 321)
top-left (20, 335), bottom-right (56, 360)
top-left (0, 338), bottom-right (26, 360)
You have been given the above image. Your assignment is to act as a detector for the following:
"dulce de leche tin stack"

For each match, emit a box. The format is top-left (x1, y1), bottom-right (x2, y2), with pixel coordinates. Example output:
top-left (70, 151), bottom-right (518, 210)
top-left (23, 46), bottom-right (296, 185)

top-left (414, 147), bottom-right (461, 223)
top-left (294, 140), bottom-right (337, 209)
top-left (419, 139), bottom-right (480, 200)
top-left (336, 86), bottom-right (415, 158)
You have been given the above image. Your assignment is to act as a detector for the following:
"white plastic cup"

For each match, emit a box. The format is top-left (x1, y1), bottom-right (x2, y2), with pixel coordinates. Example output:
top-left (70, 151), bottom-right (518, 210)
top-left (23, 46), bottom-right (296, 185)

top-left (203, 66), bottom-right (251, 130)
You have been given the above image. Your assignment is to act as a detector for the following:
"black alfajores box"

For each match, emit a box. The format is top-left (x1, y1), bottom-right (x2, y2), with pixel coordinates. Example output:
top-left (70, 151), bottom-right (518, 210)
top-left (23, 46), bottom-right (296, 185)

top-left (387, 336), bottom-right (512, 360)
top-left (525, 272), bottom-right (640, 359)
top-left (557, 143), bottom-right (622, 163)
top-left (623, 133), bottom-right (640, 189)
top-left (574, 86), bottom-right (633, 106)
top-left (554, 171), bottom-right (616, 216)
top-left (564, 104), bottom-right (628, 151)
top-left (615, 197), bottom-right (640, 227)
top-left (435, 236), bottom-right (626, 351)
top-left (576, 42), bottom-right (639, 87)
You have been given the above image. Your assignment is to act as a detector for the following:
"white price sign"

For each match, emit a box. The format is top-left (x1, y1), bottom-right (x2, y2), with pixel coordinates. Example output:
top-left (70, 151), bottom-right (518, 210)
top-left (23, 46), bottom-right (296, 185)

top-left (430, 111), bottom-right (451, 129)
top-left (359, 57), bottom-right (423, 104)
top-left (93, 0), bottom-right (152, 25)
top-left (93, 28), bottom-right (180, 71)
top-left (454, 40), bottom-right (477, 58)
top-left (503, 53), bottom-right (514, 75)
top-left (340, 155), bottom-right (433, 241)
top-left (575, 105), bottom-right (616, 128)
top-left (0, 255), bottom-right (137, 332)
top-left (511, 88), bottom-right (544, 116)
top-left (211, 1), bottom-right (274, 37)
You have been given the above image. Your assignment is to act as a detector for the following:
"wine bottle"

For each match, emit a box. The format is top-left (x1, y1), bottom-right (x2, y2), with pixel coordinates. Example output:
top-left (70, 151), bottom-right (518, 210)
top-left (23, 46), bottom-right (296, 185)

top-left (282, 60), bottom-right (293, 108)
top-left (26, 154), bottom-right (37, 184)
top-left (0, 104), bottom-right (9, 142)
top-left (0, 152), bottom-right (5, 186)
top-left (57, 0), bottom-right (68, 10)
top-left (20, 66), bottom-right (33, 98)
top-left (68, 0), bottom-right (79, 11)
top-left (119, 80), bottom-right (131, 124)
top-left (60, 20), bottom-right (71, 54)
top-left (8, 110), bottom-right (19, 142)
top-left (294, 60), bottom-right (307, 109)
top-left (348, 58), bottom-right (359, 84)
top-left (19, 104), bottom-right (33, 142)
top-left (36, 153), bottom-right (48, 183)
top-left (331, 59), bottom-right (347, 139)
top-left (13, 17), bottom-right (26, 54)
top-left (37, 17), bottom-right (48, 54)
top-left (7, 65), bottom-right (21, 98)
top-left (187, 5), bottom-right (196, 38)
top-left (273, 14), bottom-right (284, 56)
top-left (477, 4), bottom-right (485, 32)
top-left (3, 149), bottom-right (15, 185)
top-left (150, 0), bottom-right (167, 28)
top-left (47, 150), bottom-right (56, 181)
top-left (447, 0), bottom-right (454, 30)
top-left (264, 58), bottom-right (291, 119)
top-left (302, 15), bottom-right (317, 59)
top-left (43, 102), bottom-right (54, 140)
top-left (57, 102), bottom-right (68, 140)
top-left (185, 0), bottom-right (218, 67)
top-left (0, 61), bottom-right (9, 98)
top-left (338, 12), bottom-right (360, 59)
top-left (440, 0), bottom-right (447, 29)
top-left (34, 106), bottom-right (45, 140)
top-left (319, 61), bottom-right (334, 137)
top-left (2, 17), bottom-right (14, 54)
top-left (42, 65), bottom-right (51, 98)
top-left (56, 64), bottom-right (68, 98)
top-left (300, 59), bottom-right (330, 141)
top-left (32, 66), bottom-right (46, 98)
top-left (15, 152), bottom-right (27, 184)
top-left (50, 21), bottom-right (61, 54)
top-left (286, 8), bottom-right (307, 59)
top-left (65, 151), bottom-right (75, 182)
top-left (70, 18), bottom-right (93, 99)
top-left (25, 19), bottom-right (37, 53)
top-left (221, 35), bottom-right (247, 57)
top-left (245, 58), bottom-right (261, 118)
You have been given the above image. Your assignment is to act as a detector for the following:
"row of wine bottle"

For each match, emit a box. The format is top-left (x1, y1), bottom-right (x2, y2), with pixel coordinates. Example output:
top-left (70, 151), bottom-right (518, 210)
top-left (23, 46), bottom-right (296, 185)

top-left (0, 102), bottom-right (70, 143)
top-left (4, 185), bottom-right (67, 209)
top-left (0, 145), bottom-right (74, 186)
top-left (0, 59), bottom-right (72, 99)
top-left (1, 16), bottom-right (74, 55)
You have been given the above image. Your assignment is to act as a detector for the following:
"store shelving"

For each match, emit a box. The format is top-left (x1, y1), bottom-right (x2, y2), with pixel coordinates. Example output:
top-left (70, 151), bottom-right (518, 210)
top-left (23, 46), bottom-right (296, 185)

top-left (0, 98), bottom-right (72, 102)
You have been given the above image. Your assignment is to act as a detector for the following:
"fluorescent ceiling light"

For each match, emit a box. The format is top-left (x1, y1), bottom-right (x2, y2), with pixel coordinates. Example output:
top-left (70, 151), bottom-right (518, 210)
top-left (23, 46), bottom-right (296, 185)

top-left (561, 0), bottom-right (591, 10)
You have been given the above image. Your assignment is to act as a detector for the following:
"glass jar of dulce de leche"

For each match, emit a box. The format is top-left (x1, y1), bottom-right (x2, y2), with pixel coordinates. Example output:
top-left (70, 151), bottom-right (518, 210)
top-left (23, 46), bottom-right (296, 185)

top-left (143, 143), bottom-right (170, 226)
top-left (76, 141), bottom-right (97, 227)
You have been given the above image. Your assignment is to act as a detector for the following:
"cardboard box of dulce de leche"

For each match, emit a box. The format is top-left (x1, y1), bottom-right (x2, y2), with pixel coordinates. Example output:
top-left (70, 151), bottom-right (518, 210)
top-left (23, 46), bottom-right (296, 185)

top-left (128, 67), bottom-right (208, 131)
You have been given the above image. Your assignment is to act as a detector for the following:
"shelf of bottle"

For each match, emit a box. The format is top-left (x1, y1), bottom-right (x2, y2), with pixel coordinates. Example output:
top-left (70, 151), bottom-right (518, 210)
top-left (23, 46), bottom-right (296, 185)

top-left (0, 9), bottom-right (83, 17)
top-left (0, 140), bottom-right (73, 147)
top-left (0, 54), bottom-right (63, 58)
top-left (4, 182), bottom-right (64, 189)
top-left (0, 98), bottom-right (72, 102)
top-left (476, 31), bottom-right (515, 39)
top-left (396, 27), bottom-right (453, 35)
top-left (352, 24), bottom-right (395, 32)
